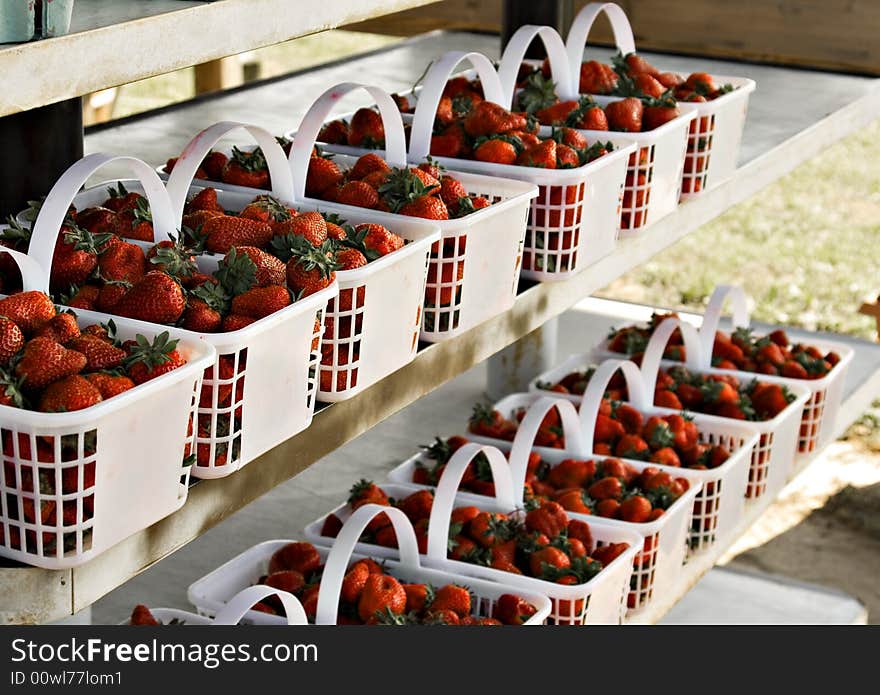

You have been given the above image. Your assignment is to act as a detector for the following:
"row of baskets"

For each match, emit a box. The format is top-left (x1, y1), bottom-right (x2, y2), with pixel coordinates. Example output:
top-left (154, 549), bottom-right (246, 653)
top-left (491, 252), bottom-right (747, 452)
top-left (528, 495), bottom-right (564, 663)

top-left (0, 4), bottom-right (761, 572)
top-left (131, 287), bottom-right (851, 625)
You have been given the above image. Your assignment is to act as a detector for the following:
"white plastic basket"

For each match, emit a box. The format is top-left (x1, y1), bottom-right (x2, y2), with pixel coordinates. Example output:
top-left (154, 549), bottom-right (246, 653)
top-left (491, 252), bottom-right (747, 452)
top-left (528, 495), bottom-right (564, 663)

top-left (534, 319), bottom-right (811, 501)
top-left (288, 82), bottom-right (535, 342)
top-left (593, 285), bottom-right (854, 458)
top-left (0, 249), bottom-right (214, 570)
top-left (403, 49), bottom-right (634, 281)
top-left (28, 151), bottom-right (336, 479)
top-left (123, 585), bottom-right (308, 625)
top-left (472, 361), bottom-right (757, 556)
top-left (190, 505), bottom-right (551, 625)
top-left (166, 121), bottom-right (439, 402)
top-left (306, 443), bottom-right (641, 624)
top-left (565, 3), bottom-right (755, 198)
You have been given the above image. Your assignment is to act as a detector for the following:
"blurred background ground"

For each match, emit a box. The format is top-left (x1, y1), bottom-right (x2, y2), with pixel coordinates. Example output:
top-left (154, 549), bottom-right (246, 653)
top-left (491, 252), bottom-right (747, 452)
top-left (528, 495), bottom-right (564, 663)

top-left (93, 34), bottom-right (880, 622)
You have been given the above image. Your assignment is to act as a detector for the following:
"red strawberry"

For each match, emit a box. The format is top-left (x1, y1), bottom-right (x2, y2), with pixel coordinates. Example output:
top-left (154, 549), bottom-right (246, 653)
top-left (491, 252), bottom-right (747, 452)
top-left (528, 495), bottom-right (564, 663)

top-left (272, 211), bottom-right (328, 246)
top-left (230, 286), bottom-right (291, 319)
top-left (305, 156), bottom-right (343, 197)
top-left (14, 337), bottom-right (87, 389)
top-left (643, 101), bottom-right (681, 131)
top-left (202, 216), bottom-right (273, 254)
top-left (0, 291), bottom-right (56, 337)
top-left (222, 314), bottom-right (256, 332)
top-left (85, 372), bottom-right (135, 399)
top-left (181, 298), bottom-right (222, 333)
top-left (463, 101), bottom-right (526, 137)
top-left (186, 187), bottom-right (225, 214)
top-left (50, 224), bottom-right (109, 291)
top-left (605, 97), bottom-right (644, 132)
top-left (350, 152), bottom-right (391, 181)
top-left (399, 196), bottom-right (449, 220)
top-left (38, 375), bottom-right (102, 412)
top-left (225, 246), bottom-right (285, 287)
top-left (579, 61), bottom-right (618, 94)
top-left (67, 334), bottom-right (126, 370)
top-left (335, 181), bottom-right (379, 209)
top-left (286, 242), bottom-right (337, 297)
top-left (348, 108), bottom-right (385, 148)
top-left (98, 239), bottom-right (146, 283)
top-left (317, 119), bottom-right (349, 145)
top-left (517, 140), bottom-right (557, 168)
top-left (221, 147), bottom-right (269, 189)
top-left (0, 316), bottom-right (25, 364)
top-left (353, 224), bottom-right (404, 258)
top-left (63, 285), bottom-right (100, 312)
top-left (335, 247), bottom-right (368, 271)
top-left (439, 176), bottom-right (469, 213)
top-left (113, 271), bottom-right (187, 324)
top-left (239, 195), bottom-right (296, 225)
top-left (124, 332), bottom-right (186, 384)
top-left (474, 138), bottom-right (518, 164)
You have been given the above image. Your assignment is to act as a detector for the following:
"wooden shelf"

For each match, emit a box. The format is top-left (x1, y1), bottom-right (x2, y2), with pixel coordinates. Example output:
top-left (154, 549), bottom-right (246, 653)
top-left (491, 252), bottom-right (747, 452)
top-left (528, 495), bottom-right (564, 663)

top-left (2, 33), bottom-right (880, 624)
top-left (0, 0), bottom-right (436, 117)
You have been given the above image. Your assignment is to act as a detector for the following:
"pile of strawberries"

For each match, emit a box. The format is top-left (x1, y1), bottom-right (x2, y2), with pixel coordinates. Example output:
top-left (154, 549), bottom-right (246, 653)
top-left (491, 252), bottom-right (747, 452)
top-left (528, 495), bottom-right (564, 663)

top-left (202, 539), bottom-right (538, 625)
top-left (537, 364), bottom-right (797, 421)
top-left (0, 291), bottom-right (186, 414)
top-left (426, 82), bottom-right (611, 168)
top-left (469, 400), bottom-right (732, 470)
top-left (164, 137), bottom-right (293, 191)
top-left (607, 314), bottom-right (841, 380)
top-left (306, 150), bottom-right (489, 220)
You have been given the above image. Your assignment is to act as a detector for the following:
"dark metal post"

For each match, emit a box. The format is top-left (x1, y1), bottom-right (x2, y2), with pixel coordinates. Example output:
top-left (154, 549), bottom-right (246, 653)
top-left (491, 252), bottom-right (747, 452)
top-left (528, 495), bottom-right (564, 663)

top-left (0, 98), bottom-right (84, 217)
top-left (501, 0), bottom-right (574, 53)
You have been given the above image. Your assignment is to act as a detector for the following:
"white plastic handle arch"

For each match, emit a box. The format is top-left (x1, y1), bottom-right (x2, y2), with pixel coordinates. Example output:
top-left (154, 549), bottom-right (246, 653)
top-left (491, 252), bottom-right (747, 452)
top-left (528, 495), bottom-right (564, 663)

top-left (408, 51), bottom-right (507, 161)
top-left (212, 584), bottom-right (308, 626)
top-left (639, 317), bottom-right (703, 402)
top-left (165, 121), bottom-right (294, 222)
top-left (566, 2), bottom-right (636, 85)
top-left (29, 153), bottom-right (176, 280)
top-left (290, 83), bottom-right (409, 200)
top-left (498, 24), bottom-right (576, 103)
top-left (578, 359), bottom-right (649, 449)
top-left (314, 504), bottom-right (421, 625)
top-left (508, 396), bottom-right (587, 493)
top-left (425, 442), bottom-right (517, 561)
top-left (698, 285), bottom-right (751, 370)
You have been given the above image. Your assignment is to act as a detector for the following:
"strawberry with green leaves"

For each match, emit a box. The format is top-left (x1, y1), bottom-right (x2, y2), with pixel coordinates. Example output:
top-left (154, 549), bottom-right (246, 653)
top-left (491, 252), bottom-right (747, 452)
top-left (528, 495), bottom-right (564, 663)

top-left (221, 146), bottom-right (270, 189)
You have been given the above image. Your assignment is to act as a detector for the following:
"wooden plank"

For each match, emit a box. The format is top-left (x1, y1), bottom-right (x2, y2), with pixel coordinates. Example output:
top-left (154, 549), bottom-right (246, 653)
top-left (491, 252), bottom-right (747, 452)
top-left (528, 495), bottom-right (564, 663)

top-left (348, 0), bottom-right (880, 76)
top-left (0, 0), bottom-right (440, 117)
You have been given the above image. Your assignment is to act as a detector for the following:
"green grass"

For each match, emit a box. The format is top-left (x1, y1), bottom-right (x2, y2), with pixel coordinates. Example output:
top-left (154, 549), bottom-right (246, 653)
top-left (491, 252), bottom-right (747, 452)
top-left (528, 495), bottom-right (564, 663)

top-left (598, 118), bottom-right (880, 340)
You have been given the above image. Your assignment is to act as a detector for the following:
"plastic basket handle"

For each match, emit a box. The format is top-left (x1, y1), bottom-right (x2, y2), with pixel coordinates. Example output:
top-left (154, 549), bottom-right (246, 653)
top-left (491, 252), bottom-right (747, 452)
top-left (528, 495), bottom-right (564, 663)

top-left (578, 359), bottom-right (648, 447)
top-left (698, 285), bottom-right (750, 370)
top-left (212, 584), bottom-right (308, 626)
top-left (314, 504), bottom-right (421, 626)
top-left (290, 83), bottom-right (409, 200)
top-left (0, 247), bottom-right (50, 294)
top-left (165, 121), bottom-right (294, 222)
top-left (425, 442), bottom-right (516, 561)
top-left (498, 25), bottom-right (576, 103)
top-left (566, 2), bottom-right (636, 80)
top-left (408, 51), bottom-right (507, 161)
top-left (29, 153), bottom-right (176, 279)
top-left (639, 318), bottom-right (703, 402)
top-left (508, 396), bottom-right (586, 490)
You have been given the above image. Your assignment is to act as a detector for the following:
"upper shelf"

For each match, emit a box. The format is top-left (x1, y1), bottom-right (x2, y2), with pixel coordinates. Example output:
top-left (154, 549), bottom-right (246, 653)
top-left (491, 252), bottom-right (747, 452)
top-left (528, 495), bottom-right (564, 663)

top-left (0, 0), bottom-right (435, 117)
